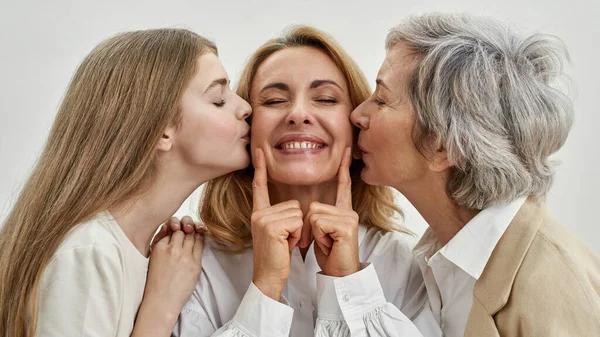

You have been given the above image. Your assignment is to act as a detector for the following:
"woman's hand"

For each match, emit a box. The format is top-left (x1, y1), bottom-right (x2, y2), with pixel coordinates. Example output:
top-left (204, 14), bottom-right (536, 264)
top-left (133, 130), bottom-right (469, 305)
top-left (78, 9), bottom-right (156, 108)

top-left (151, 216), bottom-right (205, 247)
top-left (251, 148), bottom-right (303, 301)
top-left (132, 230), bottom-right (204, 337)
top-left (307, 148), bottom-right (361, 277)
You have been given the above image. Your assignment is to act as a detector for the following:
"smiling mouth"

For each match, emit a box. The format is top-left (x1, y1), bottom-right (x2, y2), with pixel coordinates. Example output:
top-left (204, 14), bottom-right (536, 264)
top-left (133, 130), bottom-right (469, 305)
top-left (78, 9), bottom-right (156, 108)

top-left (278, 141), bottom-right (325, 150)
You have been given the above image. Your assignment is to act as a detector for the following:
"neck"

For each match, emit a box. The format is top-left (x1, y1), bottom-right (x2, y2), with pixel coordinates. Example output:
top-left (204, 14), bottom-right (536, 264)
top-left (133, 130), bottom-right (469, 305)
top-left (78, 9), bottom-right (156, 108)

top-left (109, 158), bottom-right (206, 257)
top-left (395, 171), bottom-right (479, 245)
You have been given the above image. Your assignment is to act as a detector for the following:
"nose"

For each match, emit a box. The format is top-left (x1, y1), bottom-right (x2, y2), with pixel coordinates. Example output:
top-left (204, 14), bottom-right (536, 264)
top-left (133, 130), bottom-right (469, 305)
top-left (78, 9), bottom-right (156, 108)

top-left (350, 100), bottom-right (369, 130)
top-left (236, 94), bottom-right (252, 120)
top-left (285, 99), bottom-right (313, 125)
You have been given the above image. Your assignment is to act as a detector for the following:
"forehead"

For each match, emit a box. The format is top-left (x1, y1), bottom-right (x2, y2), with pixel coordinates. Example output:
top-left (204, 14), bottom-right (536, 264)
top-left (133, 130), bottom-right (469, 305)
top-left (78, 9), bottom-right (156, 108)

top-left (253, 46), bottom-right (347, 89)
top-left (194, 52), bottom-right (227, 85)
top-left (378, 43), bottom-right (420, 90)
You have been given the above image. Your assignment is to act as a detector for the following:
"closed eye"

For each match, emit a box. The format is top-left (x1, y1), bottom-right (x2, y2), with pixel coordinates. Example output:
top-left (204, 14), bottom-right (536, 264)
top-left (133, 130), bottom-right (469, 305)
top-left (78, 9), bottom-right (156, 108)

top-left (263, 99), bottom-right (287, 106)
top-left (373, 98), bottom-right (386, 106)
top-left (214, 100), bottom-right (226, 107)
top-left (316, 98), bottom-right (338, 104)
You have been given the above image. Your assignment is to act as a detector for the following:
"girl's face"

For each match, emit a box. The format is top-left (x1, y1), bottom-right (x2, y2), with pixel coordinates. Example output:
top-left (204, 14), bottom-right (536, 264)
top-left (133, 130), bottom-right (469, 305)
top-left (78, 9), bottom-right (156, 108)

top-left (171, 53), bottom-right (252, 180)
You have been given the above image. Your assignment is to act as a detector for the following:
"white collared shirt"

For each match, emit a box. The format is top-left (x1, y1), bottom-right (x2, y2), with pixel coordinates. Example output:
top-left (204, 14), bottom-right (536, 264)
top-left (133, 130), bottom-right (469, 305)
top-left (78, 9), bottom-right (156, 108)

top-left (173, 224), bottom-right (429, 337)
top-left (413, 196), bottom-right (526, 337)
top-left (311, 196), bottom-right (527, 337)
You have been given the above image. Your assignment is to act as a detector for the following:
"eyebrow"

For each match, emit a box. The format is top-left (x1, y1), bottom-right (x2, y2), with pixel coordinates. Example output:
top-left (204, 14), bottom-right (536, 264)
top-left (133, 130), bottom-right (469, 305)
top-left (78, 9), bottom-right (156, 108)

top-left (258, 79), bottom-right (342, 95)
top-left (309, 79), bottom-right (342, 90)
top-left (204, 78), bottom-right (229, 93)
top-left (375, 79), bottom-right (391, 91)
top-left (258, 82), bottom-right (289, 94)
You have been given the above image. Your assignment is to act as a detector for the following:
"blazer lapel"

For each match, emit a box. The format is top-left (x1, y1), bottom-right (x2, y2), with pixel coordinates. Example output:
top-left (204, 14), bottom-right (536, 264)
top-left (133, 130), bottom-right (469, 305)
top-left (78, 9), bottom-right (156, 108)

top-left (463, 197), bottom-right (545, 336)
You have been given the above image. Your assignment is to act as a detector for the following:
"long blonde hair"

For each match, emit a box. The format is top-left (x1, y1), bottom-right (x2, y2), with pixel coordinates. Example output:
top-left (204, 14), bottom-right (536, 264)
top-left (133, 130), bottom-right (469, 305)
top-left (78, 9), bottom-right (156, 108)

top-left (200, 26), bottom-right (408, 252)
top-left (0, 28), bottom-right (217, 337)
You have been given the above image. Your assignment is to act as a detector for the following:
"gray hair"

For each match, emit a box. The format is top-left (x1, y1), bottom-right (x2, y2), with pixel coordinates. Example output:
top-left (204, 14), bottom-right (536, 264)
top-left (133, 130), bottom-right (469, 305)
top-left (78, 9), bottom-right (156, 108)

top-left (386, 13), bottom-right (574, 209)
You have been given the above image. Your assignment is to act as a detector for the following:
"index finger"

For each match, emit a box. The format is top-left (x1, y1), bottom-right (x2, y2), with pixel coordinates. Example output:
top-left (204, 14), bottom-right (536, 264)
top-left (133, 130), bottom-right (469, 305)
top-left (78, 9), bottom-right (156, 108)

top-left (252, 148), bottom-right (271, 211)
top-left (335, 147), bottom-right (353, 209)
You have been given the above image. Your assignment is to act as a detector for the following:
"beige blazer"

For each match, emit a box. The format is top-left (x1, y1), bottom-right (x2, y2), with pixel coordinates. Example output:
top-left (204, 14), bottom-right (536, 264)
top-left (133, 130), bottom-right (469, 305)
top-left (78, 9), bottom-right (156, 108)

top-left (464, 198), bottom-right (600, 336)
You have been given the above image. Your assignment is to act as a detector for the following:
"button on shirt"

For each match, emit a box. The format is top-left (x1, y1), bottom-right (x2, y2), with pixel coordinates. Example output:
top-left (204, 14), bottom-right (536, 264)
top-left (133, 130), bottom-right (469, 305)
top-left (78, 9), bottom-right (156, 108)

top-left (173, 224), bottom-right (429, 337)
top-left (312, 196), bottom-right (527, 337)
top-left (413, 196), bottom-right (527, 337)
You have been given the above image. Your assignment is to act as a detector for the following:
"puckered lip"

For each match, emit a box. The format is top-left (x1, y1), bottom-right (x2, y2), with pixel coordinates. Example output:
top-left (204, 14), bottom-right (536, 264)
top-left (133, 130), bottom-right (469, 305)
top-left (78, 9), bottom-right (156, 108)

top-left (274, 134), bottom-right (327, 149)
top-left (242, 129), bottom-right (251, 141)
top-left (357, 143), bottom-right (369, 154)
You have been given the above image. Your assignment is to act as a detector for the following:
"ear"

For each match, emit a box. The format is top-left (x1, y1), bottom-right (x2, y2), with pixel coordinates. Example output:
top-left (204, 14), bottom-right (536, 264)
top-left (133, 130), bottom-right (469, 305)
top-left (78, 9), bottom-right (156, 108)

top-left (156, 124), bottom-right (176, 152)
top-left (427, 144), bottom-right (452, 172)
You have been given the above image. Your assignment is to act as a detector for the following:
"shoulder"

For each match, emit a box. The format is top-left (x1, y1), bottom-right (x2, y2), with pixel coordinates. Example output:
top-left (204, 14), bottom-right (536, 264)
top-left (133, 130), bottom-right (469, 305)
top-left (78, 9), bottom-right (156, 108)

top-left (359, 225), bottom-right (418, 273)
top-left (36, 215), bottom-right (127, 336)
top-left (197, 235), bottom-right (254, 293)
top-left (360, 224), bottom-right (417, 261)
top-left (202, 236), bottom-right (253, 266)
top-left (519, 214), bottom-right (600, 290)
top-left (55, 211), bottom-right (123, 255)
top-left (508, 215), bottom-right (600, 329)
top-left (43, 212), bottom-right (125, 287)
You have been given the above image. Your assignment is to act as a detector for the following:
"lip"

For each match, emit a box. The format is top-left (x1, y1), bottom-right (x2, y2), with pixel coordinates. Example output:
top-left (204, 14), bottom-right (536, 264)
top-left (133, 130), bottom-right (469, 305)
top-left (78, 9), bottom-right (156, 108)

top-left (357, 143), bottom-right (369, 154)
top-left (274, 133), bottom-right (328, 155)
top-left (242, 129), bottom-right (251, 142)
top-left (274, 134), bottom-right (327, 148)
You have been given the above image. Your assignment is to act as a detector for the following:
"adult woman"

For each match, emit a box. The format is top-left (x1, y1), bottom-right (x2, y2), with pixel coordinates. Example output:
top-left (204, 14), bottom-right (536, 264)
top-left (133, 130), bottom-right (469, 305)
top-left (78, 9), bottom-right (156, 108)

top-left (173, 26), bottom-right (428, 337)
top-left (324, 13), bottom-right (600, 336)
top-left (0, 28), bottom-right (252, 337)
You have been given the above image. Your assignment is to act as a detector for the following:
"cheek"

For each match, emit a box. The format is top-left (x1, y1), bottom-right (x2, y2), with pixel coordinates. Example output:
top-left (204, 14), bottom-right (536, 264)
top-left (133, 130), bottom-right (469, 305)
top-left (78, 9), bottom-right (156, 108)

top-left (250, 111), bottom-right (277, 148)
top-left (184, 111), bottom-right (238, 149)
top-left (328, 107), bottom-right (354, 145)
top-left (370, 114), bottom-right (415, 171)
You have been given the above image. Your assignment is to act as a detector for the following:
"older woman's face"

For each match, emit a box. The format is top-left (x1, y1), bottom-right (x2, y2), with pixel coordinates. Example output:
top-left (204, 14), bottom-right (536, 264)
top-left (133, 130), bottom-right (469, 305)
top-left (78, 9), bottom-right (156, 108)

top-left (350, 44), bottom-right (430, 188)
top-left (250, 46), bottom-right (353, 185)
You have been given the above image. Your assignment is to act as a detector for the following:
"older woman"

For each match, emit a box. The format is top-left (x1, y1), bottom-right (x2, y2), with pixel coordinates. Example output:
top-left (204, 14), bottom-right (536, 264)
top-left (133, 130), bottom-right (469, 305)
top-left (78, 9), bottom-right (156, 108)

top-left (317, 13), bottom-right (600, 336)
top-left (172, 26), bottom-right (430, 337)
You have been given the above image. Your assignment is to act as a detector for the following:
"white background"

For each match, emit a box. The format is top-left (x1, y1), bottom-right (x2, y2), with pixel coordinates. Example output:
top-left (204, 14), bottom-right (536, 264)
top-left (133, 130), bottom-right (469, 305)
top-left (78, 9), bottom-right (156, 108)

top-left (1, 0), bottom-right (598, 252)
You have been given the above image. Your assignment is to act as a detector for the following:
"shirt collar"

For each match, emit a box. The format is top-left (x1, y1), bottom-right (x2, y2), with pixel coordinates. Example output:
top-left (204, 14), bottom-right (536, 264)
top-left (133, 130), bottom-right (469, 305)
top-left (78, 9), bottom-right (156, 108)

top-left (413, 196), bottom-right (526, 280)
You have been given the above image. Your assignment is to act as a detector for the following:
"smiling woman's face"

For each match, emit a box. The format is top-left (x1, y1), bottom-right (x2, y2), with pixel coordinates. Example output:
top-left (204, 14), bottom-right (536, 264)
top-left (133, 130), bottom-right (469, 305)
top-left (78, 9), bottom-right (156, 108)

top-left (249, 46), bottom-right (353, 186)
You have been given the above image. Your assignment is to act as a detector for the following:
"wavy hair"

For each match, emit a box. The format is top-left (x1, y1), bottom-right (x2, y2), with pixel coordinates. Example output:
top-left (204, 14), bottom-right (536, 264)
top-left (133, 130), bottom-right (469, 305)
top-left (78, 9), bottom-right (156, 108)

top-left (200, 26), bottom-right (407, 251)
top-left (387, 13), bottom-right (574, 209)
top-left (0, 28), bottom-right (217, 337)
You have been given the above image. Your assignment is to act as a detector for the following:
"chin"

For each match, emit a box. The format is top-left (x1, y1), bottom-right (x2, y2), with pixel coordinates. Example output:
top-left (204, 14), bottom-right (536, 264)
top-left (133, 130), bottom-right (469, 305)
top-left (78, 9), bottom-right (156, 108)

top-left (360, 168), bottom-right (382, 186)
top-left (215, 158), bottom-right (251, 177)
top-left (271, 169), bottom-right (335, 186)
top-left (235, 159), bottom-right (251, 171)
top-left (232, 149), bottom-right (251, 170)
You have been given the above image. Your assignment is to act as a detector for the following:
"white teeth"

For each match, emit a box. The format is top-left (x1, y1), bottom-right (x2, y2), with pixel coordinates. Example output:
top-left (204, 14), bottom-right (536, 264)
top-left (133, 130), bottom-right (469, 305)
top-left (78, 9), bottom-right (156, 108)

top-left (281, 141), bottom-right (323, 150)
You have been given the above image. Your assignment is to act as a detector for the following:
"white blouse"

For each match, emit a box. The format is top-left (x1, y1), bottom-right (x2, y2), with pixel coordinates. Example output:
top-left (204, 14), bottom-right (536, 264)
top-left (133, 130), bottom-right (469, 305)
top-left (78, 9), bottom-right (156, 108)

top-left (313, 196), bottom-right (527, 337)
top-left (36, 211), bottom-right (149, 337)
top-left (173, 224), bottom-right (430, 337)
